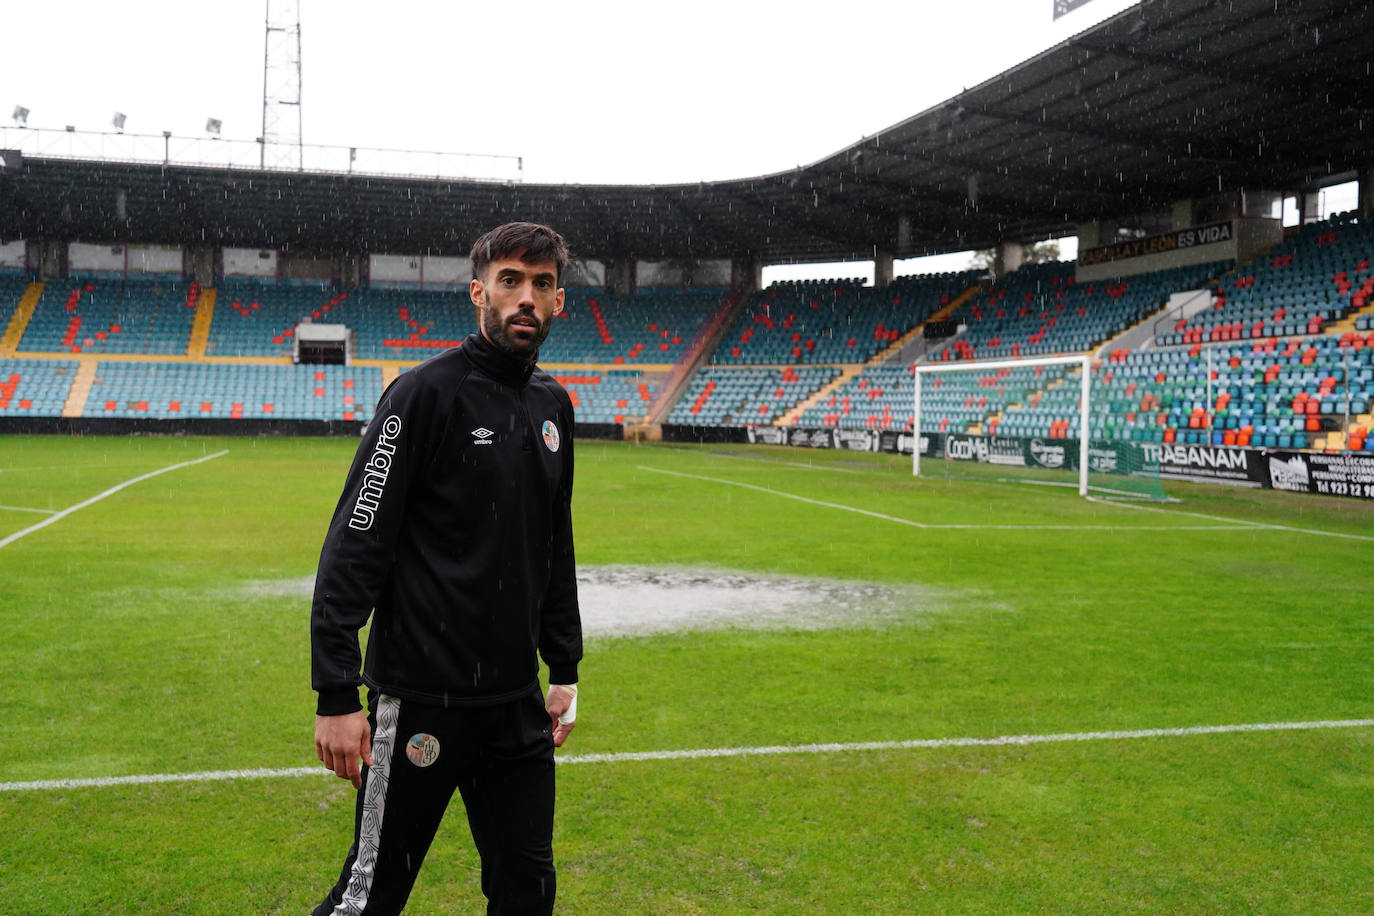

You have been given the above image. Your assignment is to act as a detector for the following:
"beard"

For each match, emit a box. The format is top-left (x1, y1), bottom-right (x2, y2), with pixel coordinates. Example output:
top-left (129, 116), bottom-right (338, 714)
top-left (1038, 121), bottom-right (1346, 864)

top-left (483, 305), bottom-right (550, 359)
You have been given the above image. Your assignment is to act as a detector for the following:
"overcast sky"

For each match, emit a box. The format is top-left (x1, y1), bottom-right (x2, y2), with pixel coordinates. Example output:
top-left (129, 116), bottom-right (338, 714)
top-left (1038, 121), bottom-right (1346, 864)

top-left (4, 1), bottom-right (1147, 277)
top-left (3, 0), bottom-right (1145, 183)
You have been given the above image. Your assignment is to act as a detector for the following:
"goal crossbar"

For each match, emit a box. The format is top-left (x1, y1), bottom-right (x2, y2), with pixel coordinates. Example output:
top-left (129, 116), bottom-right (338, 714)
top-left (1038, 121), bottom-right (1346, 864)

top-left (913, 354), bottom-right (1091, 496)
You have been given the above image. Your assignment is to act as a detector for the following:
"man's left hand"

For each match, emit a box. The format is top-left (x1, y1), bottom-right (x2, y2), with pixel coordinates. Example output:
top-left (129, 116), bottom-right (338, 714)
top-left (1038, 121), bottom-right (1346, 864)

top-left (546, 683), bottom-right (577, 747)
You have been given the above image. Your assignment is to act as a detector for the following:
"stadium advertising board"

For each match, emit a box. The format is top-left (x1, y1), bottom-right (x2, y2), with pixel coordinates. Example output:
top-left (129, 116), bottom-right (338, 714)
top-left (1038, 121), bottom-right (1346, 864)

top-left (786, 428), bottom-right (841, 450)
top-left (878, 431), bottom-right (934, 457)
top-left (669, 426), bottom-right (1371, 502)
top-left (833, 429), bottom-right (880, 452)
top-left (746, 426), bottom-right (787, 446)
top-left (1079, 221), bottom-right (1233, 267)
top-left (1267, 450), bottom-right (1374, 501)
top-left (1024, 438), bottom-right (1132, 474)
top-left (878, 431), bottom-right (903, 455)
top-left (661, 425), bottom-right (749, 444)
top-left (1140, 442), bottom-right (1267, 488)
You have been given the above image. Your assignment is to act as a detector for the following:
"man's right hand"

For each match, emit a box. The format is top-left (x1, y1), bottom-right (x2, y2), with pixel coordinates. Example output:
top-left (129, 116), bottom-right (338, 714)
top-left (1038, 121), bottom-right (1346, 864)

top-left (315, 710), bottom-right (374, 790)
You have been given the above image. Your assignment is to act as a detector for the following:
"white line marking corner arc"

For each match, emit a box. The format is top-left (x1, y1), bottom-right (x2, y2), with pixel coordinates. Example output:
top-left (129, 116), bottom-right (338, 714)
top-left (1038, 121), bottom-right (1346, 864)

top-left (0, 450), bottom-right (229, 550)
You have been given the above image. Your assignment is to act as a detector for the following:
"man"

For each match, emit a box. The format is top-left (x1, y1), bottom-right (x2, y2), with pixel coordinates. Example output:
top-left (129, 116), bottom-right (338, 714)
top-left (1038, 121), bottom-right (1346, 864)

top-left (310, 221), bottom-right (583, 915)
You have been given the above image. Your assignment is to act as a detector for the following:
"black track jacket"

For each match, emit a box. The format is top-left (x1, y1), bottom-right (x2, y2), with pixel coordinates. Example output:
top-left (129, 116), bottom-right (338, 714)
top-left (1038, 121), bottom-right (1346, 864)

top-left (311, 332), bottom-right (582, 716)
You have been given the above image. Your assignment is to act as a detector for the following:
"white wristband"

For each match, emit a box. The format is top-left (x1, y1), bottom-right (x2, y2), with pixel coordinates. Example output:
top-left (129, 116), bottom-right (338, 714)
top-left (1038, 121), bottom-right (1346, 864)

top-left (553, 683), bottom-right (577, 725)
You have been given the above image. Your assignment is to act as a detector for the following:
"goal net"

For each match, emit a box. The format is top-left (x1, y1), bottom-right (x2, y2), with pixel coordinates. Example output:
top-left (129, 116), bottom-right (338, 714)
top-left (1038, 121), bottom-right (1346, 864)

top-left (912, 354), bottom-right (1165, 500)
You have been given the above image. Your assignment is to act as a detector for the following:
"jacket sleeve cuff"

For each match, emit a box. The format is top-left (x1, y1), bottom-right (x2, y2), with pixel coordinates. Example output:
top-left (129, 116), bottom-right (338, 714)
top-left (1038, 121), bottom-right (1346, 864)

top-left (547, 663), bottom-right (579, 686)
top-left (316, 687), bottom-right (363, 717)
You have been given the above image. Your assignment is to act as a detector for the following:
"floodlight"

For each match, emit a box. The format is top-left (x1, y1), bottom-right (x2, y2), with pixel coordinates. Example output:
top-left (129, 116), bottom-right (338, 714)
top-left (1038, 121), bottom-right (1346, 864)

top-left (12, 105), bottom-right (29, 127)
top-left (206, 118), bottom-right (222, 136)
top-left (112, 112), bottom-right (127, 132)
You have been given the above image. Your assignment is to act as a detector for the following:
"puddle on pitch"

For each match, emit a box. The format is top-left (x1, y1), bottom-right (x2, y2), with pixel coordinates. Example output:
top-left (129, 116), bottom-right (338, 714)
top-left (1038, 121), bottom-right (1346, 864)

top-left (575, 566), bottom-right (945, 637)
top-left (239, 567), bottom-right (953, 637)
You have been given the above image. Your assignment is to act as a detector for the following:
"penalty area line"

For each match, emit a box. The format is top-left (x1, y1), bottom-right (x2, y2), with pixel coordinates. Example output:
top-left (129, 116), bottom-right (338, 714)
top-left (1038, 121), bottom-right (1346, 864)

top-left (638, 466), bottom-right (1255, 532)
top-left (3, 718), bottom-right (1371, 793)
top-left (638, 464), bottom-right (927, 527)
top-left (1089, 495), bottom-right (1374, 542)
top-left (0, 450), bottom-right (229, 550)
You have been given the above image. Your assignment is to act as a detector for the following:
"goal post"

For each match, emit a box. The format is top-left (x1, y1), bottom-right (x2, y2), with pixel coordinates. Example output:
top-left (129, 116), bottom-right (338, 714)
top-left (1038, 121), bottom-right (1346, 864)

top-left (913, 354), bottom-right (1091, 495)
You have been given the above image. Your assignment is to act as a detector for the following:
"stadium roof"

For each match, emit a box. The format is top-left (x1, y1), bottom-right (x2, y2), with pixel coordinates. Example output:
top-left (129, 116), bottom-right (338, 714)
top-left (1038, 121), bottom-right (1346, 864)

top-left (2, 0), bottom-right (1370, 265)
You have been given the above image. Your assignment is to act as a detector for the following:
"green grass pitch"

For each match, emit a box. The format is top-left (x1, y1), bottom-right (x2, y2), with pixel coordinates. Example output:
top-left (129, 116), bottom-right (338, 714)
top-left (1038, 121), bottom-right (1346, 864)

top-left (1, 434), bottom-right (1371, 914)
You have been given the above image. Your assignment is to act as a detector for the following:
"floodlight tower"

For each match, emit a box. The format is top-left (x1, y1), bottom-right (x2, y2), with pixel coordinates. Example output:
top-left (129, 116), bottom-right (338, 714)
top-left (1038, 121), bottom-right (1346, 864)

top-left (261, 0), bottom-right (303, 170)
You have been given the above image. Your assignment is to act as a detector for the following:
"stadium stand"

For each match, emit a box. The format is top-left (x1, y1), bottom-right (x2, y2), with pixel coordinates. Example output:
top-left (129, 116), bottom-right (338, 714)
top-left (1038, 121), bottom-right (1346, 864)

top-left (799, 362), bottom-right (1082, 434)
top-left (0, 358), bottom-right (78, 417)
top-left (3, 239), bottom-right (1372, 453)
top-left (209, 280), bottom-right (353, 359)
top-left (1090, 335), bottom-right (1374, 450)
top-left (541, 288), bottom-right (725, 366)
top-left (206, 282), bottom-right (725, 366)
top-left (1156, 212), bottom-right (1374, 346)
top-left (0, 273), bottom-right (32, 312)
top-left (712, 273), bottom-right (979, 366)
top-left (666, 365), bottom-right (840, 427)
top-left (81, 362), bottom-right (385, 422)
top-left (19, 276), bottom-right (198, 356)
top-left (554, 370), bottom-right (656, 425)
top-left (934, 261), bottom-right (1228, 362)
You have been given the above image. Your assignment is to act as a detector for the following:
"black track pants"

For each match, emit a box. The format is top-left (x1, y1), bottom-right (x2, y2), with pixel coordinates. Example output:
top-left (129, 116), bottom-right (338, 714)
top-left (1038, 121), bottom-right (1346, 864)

top-left (313, 689), bottom-right (557, 916)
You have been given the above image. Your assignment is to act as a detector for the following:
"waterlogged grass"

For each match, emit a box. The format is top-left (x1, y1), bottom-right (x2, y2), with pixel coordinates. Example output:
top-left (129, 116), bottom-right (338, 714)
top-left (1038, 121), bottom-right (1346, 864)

top-left (1, 435), bottom-right (1371, 914)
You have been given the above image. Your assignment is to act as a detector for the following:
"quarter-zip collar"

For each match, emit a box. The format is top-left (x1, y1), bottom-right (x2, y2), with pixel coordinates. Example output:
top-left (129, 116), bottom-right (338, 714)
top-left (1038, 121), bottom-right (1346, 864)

top-left (464, 332), bottom-right (537, 388)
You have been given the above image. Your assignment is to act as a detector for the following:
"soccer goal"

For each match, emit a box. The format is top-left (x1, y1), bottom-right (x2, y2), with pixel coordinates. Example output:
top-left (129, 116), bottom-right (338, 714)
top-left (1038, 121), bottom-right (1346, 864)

top-left (912, 354), bottom-right (1164, 499)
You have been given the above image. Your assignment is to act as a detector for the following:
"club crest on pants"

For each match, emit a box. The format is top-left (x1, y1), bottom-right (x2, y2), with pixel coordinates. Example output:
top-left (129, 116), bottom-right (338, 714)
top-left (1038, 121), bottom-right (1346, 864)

top-left (406, 733), bottom-right (441, 767)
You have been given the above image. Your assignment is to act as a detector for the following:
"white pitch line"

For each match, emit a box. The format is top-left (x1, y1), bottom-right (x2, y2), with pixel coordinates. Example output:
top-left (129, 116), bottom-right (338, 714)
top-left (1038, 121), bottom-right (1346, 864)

top-left (1090, 495), bottom-right (1374, 543)
top-left (638, 465), bottom-right (929, 527)
top-left (0, 450), bottom-right (229, 550)
top-left (3, 718), bottom-right (1370, 793)
top-left (638, 466), bottom-right (1255, 533)
top-left (0, 504), bottom-right (58, 515)
top-left (557, 718), bottom-right (1374, 765)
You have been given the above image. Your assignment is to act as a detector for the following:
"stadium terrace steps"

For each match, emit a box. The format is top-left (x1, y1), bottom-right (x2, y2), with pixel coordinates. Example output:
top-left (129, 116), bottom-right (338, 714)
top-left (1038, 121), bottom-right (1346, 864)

top-left (878, 283), bottom-right (984, 367)
top-left (666, 365), bottom-right (840, 428)
top-left (60, 360), bottom-right (98, 418)
top-left (642, 287), bottom-right (750, 430)
top-left (380, 364), bottom-right (401, 391)
top-left (715, 273), bottom-right (980, 367)
top-left (187, 287), bottom-right (216, 359)
top-left (1, 281), bottom-right (44, 356)
top-left (779, 365), bottom-right (863, 426)
top-left (1327, 296), bottom-right (1374, 336)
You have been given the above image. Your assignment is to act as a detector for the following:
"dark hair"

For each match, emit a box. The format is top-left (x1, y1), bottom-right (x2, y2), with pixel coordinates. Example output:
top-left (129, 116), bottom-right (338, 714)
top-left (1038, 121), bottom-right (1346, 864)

top-left (470, 222), bottom-right (572, 283)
